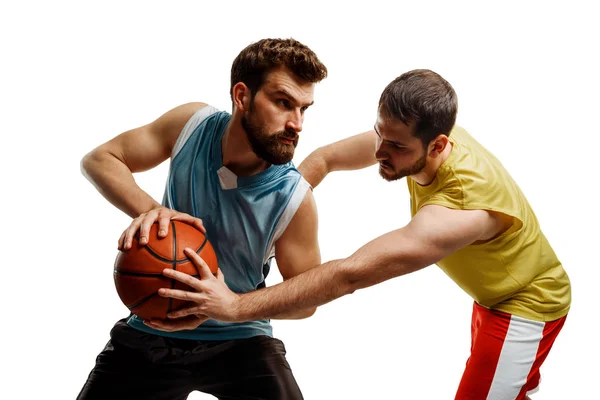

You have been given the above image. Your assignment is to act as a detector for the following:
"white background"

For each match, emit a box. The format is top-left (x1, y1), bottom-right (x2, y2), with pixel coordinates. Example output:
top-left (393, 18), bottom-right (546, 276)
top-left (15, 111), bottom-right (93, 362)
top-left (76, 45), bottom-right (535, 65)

top-left (2, 1), bottom-right (598, 399)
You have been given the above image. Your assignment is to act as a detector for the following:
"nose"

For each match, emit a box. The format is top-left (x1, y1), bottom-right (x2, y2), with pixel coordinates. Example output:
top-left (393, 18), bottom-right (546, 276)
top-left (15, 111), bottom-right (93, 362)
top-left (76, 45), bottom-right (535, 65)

top-left (286, 110), bottom-right (303, 133)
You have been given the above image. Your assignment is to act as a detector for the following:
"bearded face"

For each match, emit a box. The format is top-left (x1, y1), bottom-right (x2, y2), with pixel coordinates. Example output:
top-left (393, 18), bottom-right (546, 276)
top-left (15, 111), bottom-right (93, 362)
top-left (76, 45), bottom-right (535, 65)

top-left (378, 150), bottom-right (427, 181)
top-left (241, 99), bottom-right (299, 165)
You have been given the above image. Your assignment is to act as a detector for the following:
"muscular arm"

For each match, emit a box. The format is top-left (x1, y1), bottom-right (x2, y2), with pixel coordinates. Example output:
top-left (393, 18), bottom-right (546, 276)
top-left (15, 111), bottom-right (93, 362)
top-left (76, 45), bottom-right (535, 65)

top-left (270, 188), bottom-right (320, 319)
top-left (297, 130), bottom-right (377, 188)
top-left (80, 102), bottom-right (207, 218)
top-left (232, 205), bottom-right (500, 321)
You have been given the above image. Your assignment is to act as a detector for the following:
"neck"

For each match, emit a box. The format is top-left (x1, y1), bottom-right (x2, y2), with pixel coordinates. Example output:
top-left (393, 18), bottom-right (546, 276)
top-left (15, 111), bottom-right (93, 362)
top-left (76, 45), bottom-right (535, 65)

top-left (410, 141), bottom-right (453, 186)
top-left (222, 115), bottom-right (270, 177)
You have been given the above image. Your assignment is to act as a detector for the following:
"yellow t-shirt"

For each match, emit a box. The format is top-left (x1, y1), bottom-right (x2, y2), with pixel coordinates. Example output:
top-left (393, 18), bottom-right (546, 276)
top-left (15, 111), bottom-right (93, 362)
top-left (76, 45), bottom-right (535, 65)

top-left (407, 126), bottom-right (570, 322)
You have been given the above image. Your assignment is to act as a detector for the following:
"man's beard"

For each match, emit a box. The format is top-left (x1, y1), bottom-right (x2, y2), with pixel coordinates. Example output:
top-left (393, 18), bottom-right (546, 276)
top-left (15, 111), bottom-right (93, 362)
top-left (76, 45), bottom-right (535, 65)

top-left (241, 109), bottom-right (298, 165)
top-left (379, 152), bottom-right (427, 181)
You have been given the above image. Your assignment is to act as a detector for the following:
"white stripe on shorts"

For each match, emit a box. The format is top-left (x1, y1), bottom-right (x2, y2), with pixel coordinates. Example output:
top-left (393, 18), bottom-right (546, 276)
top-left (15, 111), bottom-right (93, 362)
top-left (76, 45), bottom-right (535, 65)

top-left (486, 315), bottom-right (545, 400)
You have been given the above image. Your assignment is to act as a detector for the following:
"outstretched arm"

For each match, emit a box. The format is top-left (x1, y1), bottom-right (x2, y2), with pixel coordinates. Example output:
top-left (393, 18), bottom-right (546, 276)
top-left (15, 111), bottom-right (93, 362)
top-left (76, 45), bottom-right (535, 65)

top-left (159, 205), bottom-right (502, 322)
top-left (227, 205), bottom-right (495, 320)
top-left (298, 130), bottom-right (377, 188)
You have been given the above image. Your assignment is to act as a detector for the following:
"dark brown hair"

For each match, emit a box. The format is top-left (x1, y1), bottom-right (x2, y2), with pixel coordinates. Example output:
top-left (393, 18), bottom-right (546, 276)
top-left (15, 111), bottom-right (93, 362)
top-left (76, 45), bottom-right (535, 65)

top-left (379, 69), bottom-right (458, 145)
top-left (230, 38), bottom-right (327, 100)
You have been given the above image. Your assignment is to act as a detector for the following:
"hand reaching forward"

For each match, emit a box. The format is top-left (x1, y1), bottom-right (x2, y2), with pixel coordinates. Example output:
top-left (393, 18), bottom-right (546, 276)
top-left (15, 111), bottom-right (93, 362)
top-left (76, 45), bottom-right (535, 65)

top-left (157, 248), bottom-right (243, 323)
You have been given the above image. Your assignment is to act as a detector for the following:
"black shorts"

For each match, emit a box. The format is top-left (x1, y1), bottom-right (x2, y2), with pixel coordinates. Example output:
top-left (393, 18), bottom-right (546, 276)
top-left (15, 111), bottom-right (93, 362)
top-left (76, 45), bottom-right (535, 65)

top-left (77, 319), bottom-right (303, 400)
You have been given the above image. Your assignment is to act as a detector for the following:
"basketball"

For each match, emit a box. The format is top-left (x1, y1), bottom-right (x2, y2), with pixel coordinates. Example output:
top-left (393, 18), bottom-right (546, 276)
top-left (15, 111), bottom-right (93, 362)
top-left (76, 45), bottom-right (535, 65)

top-left (113, 220), bottom-right (218, 320)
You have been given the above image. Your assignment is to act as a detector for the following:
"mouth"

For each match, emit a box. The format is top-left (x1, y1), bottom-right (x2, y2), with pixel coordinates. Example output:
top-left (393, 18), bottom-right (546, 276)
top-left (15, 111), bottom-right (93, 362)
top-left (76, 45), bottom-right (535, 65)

top-left (279, 137), bottom-right (296, 145)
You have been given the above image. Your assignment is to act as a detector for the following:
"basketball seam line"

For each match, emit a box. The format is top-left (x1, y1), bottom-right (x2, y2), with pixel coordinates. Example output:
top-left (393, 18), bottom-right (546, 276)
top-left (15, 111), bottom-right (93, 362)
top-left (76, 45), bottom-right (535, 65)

top-left (122, 234), bottom-right (208, 267)
top-left (127, 291), bottom-right (159, 311)
top-left (122, 223), bottom-right (209, 315)
top-left (167, 221), bottom-right (177, 313)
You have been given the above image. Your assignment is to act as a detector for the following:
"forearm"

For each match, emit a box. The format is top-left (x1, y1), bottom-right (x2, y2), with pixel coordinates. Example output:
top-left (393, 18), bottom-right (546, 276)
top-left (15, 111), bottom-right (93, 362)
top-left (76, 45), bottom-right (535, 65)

top-left (298, 131), bottom-right (378, 188)
top-left (234, 259), bottom-right (353, 321)
top-left (81, 151), bottom-right (161, 218)
top-left (231, 228), bottom-right (432, 322)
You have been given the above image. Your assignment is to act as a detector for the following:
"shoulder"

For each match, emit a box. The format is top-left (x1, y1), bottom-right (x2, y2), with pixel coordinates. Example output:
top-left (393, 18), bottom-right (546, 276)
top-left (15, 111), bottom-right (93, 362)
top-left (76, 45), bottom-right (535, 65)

top-left (169, 104), bottom-right (223, 158)
top-left (147, 102), bottom-right (212, 142)
top-left (274, 177), bottom-right (316, 236)
top-left (175, 103), bottom-right (221, 128)
top-left (155, 102), bottom-right (211, 127)
top-left (293, 184), bottom-right (316, 218)
top-left (278, 186), bottom-right (317, 241)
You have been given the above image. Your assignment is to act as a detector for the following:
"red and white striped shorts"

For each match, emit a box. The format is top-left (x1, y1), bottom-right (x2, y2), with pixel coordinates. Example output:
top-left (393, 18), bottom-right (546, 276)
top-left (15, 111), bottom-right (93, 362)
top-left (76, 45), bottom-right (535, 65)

top-left (455, 302), bottom-right (567, 399)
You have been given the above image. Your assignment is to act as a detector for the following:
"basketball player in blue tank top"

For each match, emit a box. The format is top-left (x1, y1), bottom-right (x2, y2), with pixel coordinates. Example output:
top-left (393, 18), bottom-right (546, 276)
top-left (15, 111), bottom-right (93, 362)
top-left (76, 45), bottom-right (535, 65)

top-left (78, 38), bottom-right (327, 400)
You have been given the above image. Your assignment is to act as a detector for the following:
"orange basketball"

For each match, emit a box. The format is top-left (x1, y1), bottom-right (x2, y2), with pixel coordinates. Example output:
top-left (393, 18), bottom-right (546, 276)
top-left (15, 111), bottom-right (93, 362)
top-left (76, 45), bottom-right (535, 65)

top-left (113, 220), bottom-right (218, 320)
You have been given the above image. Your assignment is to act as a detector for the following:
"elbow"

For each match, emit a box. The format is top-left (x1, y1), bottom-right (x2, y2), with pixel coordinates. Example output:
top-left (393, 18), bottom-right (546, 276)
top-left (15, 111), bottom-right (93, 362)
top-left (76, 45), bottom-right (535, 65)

top-left (80, 152), bottom-right (92, 174)
top-left (294, 306), bottom-right (318, 319)
top-left (343, 280), bottom-right (359, 296)
top-left (80, 149), bottom-right (106, 182)
top-left (80, 151), bottom-right (95, 179)
top-left (316, 146), bottom-right (333, 173)
top-left (286, 306), bottom-right (317, 320)
top-left (337, 259), bottom-right (362, 296)
top-left (80, 148), bottom-right (114, 180)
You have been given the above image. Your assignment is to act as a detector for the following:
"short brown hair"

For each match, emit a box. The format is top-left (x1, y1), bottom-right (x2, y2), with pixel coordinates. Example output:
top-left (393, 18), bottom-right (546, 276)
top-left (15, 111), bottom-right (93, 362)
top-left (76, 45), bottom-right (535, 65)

top-left (230, 38), bottom-right (328, 100)
top-left (379, 69), bottom-right (458, 145)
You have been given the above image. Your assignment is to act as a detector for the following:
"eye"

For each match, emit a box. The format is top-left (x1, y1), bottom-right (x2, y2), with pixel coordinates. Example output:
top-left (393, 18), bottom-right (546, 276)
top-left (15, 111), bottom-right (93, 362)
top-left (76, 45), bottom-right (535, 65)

top-left (277, 99), bottom-right (292, 109)
top-left (300, 106), bottom-right (309, 114)
top-left (393, 144), bottom-right (409, 152)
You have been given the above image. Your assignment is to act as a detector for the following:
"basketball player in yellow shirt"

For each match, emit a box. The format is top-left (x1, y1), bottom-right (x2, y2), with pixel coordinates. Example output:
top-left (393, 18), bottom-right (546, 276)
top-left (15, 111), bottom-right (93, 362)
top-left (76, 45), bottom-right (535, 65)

top-left (151, 69), bottom-right (571, 399)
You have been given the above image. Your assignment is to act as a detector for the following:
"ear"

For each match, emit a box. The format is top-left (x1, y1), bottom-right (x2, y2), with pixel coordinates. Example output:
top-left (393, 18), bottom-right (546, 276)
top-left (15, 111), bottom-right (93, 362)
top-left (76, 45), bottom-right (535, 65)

top-left (428, 134), bottom-right (449, 158)
top-left (232, 82), bottom-right (252, 112)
